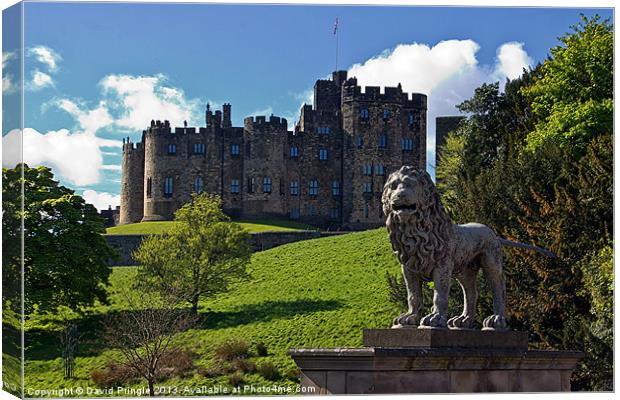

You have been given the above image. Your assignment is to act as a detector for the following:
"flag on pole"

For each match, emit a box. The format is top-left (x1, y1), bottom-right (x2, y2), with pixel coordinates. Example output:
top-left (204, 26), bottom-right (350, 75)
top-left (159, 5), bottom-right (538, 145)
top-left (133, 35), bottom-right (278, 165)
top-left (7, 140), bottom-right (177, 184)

top-left (333, 17), bottom-right (338, 35)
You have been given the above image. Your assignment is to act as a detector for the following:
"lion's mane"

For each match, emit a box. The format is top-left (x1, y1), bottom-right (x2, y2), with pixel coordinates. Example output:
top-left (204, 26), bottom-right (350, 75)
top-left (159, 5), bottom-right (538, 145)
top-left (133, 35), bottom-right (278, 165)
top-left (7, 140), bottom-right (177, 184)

top-left (383, 168), bottom-right (454, 277)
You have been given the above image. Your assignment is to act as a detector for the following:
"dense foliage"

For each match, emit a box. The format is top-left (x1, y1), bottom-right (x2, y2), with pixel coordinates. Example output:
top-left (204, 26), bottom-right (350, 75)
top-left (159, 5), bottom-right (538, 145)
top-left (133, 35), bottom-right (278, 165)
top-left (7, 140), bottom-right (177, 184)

top-left (436, 15), bottom-right (613, 390)
top-left (134, 193), bottom-right (252, 314)
top-left (2, 164), bottom-right (115, 314)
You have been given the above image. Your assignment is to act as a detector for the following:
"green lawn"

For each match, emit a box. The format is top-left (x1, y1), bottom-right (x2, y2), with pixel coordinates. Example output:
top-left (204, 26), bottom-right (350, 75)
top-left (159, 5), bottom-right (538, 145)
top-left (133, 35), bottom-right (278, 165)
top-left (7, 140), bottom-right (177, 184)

top-left (105, 219), bottom-right (317, 235)
top-left (23, 228), bottom-right (401, 396)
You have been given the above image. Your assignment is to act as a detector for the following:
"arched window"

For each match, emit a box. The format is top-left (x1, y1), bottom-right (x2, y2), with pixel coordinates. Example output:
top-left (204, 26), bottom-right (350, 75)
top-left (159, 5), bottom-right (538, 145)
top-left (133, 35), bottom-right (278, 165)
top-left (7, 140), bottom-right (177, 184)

top-left (263, 177), bottom-right (272, 193)
top-left (378, 134), bottom-right (387, 148)
top-left (194, 177), bottom-right (203, 193)
top-left (164, 177), bottom-right (173, 197)
top-left (332, 180), bottom-right (340, 196)
top-left (290, 180), bottom-right (299, 196)
top-left (231, 179), bottom-right (240, 193)
top-left (360, 108), bottom-right (369, 120)
top-left (290, 146), bottom-right (299, 158)
top-left (167, 144), bottom-right (177, 155)
top-left (309, 180), bottom-right (318, 196)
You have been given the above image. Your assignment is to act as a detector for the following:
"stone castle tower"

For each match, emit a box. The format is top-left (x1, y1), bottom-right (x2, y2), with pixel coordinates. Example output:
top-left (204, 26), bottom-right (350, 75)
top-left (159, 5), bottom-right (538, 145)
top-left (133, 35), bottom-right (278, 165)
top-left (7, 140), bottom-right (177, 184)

top-left (120, 71), bottom-right (426, 229)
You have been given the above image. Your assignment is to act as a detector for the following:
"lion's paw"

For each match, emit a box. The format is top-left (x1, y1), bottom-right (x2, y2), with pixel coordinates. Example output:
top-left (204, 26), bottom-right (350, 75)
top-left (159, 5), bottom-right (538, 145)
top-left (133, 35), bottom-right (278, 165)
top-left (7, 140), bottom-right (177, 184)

top-left (447, 315), bottom-right (475, 329)
top-left (391, 313), bottom-right (419, 328)
top-left (482, 314), bottom-right (508, 331)
top-left (419, 312), bottom-right (447, 329)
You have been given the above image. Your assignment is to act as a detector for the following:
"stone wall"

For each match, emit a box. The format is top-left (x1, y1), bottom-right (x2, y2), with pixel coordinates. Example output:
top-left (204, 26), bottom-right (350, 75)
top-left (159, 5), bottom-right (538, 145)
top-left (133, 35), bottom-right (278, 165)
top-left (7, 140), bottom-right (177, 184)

top-left (105, 230), bottom-right (337, 266)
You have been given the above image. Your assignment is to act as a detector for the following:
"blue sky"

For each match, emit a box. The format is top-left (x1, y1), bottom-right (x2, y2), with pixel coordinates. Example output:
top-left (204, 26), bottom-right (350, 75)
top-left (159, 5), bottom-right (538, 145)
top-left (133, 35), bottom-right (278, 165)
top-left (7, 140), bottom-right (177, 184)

top-left (2, 2), bottom-right (613, 210)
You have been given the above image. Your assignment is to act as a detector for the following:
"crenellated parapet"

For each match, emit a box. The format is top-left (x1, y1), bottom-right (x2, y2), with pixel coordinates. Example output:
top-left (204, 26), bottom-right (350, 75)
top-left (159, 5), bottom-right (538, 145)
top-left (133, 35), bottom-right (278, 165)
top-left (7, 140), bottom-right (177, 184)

top-left (342, 77), bottom-right (427, 108)
top-left (244, 115), bottom-right (288, 133)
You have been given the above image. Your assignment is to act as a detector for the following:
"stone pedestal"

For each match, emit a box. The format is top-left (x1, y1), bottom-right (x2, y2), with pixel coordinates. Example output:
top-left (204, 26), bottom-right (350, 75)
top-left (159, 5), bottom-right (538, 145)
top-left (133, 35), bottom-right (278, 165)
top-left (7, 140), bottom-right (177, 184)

top-left (288, 329), bottom-right (583, 394)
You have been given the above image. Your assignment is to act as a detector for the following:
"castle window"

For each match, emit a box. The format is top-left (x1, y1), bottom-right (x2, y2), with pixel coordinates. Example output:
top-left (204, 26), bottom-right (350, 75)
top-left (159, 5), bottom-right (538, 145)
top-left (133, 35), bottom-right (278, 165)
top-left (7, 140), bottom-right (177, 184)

top-left (167, 144), bottom-right (176, 155)
top-left (355, 135), bottom-right (364, 148)
top-left (319, 148), bottom-right (328, 161)
top-left (401, 138), bottom-right (413, 151)
top-left (375, 163), bottom-right (385, 176)
top-left (290, 146), bottom-right (299, 158)
top-left (309, 180), bottom-right (318, 196)
top-left (146, 177), bottom-right (152, 198)
top-left (360, 108), bottom-right (369, 120)
top-left (316, 127), bottom-right (331, 135)
top-left (306, 205), bottom-right (316, 216)
top-left (194, 177), bottom-right (203, 193)
top-left (231, 144), bottom-right (240, 157)
top-left (164, 177), bottom-right (173, 197)
top-left (332, 180), bottom-right (340, 196)
top-left (364, 204), bottom-right (369, 218)
top-left (231, 179), bottom-right (240, 194)
top-left (290, 208), bottom-right (300, 219)
top-left (363, 182), bottom-right (372, 193)
top-left (263, 177), bottom-right (272, 193)
top-left (408, 112), bottom-right (416, 125)
top-left (330, 207), bottom-right (339, 220)
top-left (248, 177), bottom-right (255, 193)
top-left (193, 143), bottom-right (205, 154)
top-left (363, 163), bottom-right (373, 176)
top-left (383, 109), bottom-right (390, 121)
top-left (290, 180), bottom-right (299, 196)
top-left (378, 134), bottom-right (387, 149)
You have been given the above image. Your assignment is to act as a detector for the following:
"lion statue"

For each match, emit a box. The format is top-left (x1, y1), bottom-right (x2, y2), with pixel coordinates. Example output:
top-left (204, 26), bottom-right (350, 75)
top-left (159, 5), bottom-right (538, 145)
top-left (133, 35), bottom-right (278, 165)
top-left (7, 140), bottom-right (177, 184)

top-left (382, 166), bottom-right (554, 331)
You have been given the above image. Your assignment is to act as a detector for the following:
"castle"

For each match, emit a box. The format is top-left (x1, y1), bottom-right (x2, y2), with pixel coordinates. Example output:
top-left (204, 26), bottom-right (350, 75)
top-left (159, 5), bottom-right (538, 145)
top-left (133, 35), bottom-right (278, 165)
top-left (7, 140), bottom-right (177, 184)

top-left (120, 71), bottom-right (427, 230)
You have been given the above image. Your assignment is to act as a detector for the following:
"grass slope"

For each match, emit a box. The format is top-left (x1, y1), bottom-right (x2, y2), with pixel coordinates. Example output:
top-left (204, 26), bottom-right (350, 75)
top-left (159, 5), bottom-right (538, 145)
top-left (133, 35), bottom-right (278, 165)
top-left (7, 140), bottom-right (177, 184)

top-left (24, 228), bottom-right (400, 396)
top-left (105, 219), bottom-right (317, 235)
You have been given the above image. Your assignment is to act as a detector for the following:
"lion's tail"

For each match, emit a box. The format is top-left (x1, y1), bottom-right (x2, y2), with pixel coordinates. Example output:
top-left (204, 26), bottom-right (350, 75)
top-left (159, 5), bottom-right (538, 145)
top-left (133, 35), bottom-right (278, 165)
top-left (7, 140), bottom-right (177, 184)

top-left (498, 238), bottom-right (556, 258)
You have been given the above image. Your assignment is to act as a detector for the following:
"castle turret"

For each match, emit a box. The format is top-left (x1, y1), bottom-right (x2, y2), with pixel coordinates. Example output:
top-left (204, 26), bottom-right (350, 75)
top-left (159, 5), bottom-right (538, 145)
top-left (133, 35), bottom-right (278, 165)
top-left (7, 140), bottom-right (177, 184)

top-left (142, 121), bottom-right (177, 222)
top-left (222, 103), bottom-right (232, 128)
top-left (119, 137), bottom-right (145, 224)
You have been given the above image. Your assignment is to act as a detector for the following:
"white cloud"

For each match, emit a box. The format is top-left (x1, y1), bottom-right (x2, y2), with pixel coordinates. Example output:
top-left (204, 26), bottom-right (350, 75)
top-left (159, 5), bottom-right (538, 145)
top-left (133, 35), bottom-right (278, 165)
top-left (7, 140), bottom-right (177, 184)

top-left (55, 99), bottom-right (113, 134)
top-left (27, 69), bottom-right (55, 90)
top-left (494, 42), bottom-right (533, 80)
top-left (3, 51), bottom-right (17, 94)
top-left (101, 164), bottom-right (122, 171)
top-left (346, 39), bottom-right (532, 175)
top-left (82, 189), bottom-right (120, 211)
top-left (349, 40), bottom-right (480, 95)
top-left (249, 106), bottom-right (274, 116)
top-left (100, 74), bottom-right (202, 130)
top-left (27, 46), bottom-right (61, 72)
top-left (2, 128), bottom-right (122, 186)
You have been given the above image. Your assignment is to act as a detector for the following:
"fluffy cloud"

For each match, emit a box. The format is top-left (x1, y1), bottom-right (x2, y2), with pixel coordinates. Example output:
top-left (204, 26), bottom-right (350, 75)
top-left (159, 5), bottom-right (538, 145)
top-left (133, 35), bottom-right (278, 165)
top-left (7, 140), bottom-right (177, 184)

top-left (346, 40), bottom-right (532, 173)
top-left (82, 189), bottom-right (121, 211)
top-left (27, 45), bottom-right (61, 72)
top-left (55, 99), bottom-right (113, 134)
top-left (100, 74), bottom-right (202, 130)
top-left (27, 69), bottom-right (55, 90)
top-left (3, 51), bottom-right (17, 94)
top-left (494, 42), bottom-right (533, 80)
top-left (2, 128), bottom-right (122, 186)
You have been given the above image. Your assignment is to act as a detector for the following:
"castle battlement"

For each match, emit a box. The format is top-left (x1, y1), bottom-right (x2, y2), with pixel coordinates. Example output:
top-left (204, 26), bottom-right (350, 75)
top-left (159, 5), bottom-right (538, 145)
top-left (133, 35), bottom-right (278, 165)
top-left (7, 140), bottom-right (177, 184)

top-left (341, 78), bottom-right (427, 107)
top-left (244, 115), bottom-right (288, 131)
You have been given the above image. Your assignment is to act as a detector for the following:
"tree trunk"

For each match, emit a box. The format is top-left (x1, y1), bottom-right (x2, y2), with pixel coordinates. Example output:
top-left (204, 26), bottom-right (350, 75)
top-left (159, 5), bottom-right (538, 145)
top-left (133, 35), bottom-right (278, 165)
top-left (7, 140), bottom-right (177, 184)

top-left (148, 380), bottom-right (155, 397)
top-left (191, 293), bottom-right (200, 315)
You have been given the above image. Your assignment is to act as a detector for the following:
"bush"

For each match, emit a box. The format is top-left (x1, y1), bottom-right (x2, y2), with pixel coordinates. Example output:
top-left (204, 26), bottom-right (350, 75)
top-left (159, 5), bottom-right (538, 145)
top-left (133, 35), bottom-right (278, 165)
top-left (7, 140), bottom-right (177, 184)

top-left (157, 349), bottom-right (195, 379)
top-left (228, 372), bottom-right (245, 387)
top-left (255, 342), bottom-right (268, 357)
top-left (256, 361), bottom-right (280, 381)
top-left (214, 339), bottom-right (251, 361)
top-left (231, 358), bottom-right (256, 373)
top-left (90, 362), bottom-right (137, 388)
top-left (283, 367), bottom-right (301, 381)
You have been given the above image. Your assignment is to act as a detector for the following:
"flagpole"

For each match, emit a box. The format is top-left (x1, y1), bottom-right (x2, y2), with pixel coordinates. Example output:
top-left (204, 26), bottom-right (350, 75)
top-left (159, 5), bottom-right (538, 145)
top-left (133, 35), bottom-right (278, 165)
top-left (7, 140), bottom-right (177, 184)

top-left (334, 17), bottom-right (339, 72)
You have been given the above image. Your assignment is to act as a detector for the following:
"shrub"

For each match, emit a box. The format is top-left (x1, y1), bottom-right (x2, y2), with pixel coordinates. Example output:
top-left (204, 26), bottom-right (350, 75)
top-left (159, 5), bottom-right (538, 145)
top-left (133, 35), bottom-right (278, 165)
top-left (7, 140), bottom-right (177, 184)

top-left (214, 339), bottom-right (251, 361)
top-left (255, 342), bottom-right (268, 357)
top-left (231, 358), bottom-right (256, 373)
top-left (283, 367), bottom-right (301, 381)
top-left (199, 361), bottom-right (235, 378)
top-left (256, 361), bottom-right (280, 381)
top-left (228, 372), bottom-right (245, 387)
top-left (157, 349), bottom-right (195, 379)
top-left (90, 362), bottom-right (137, 388)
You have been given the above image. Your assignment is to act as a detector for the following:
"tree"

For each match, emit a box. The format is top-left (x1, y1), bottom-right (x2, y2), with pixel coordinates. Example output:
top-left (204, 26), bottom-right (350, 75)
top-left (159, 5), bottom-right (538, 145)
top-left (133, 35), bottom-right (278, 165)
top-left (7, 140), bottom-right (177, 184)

top-left (103, 288), bottom-right (195, 396)
top-left (134, 193), bottom-right (251, 315)
top-left (2, 164), bottom-right (115, 313)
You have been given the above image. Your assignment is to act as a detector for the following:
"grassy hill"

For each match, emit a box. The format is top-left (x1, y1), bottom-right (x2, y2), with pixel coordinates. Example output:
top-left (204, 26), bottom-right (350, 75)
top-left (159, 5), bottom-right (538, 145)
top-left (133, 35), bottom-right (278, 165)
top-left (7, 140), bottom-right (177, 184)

top-left (105, 219), bottom-right (317, 235)
top-left (23, 228), bottom-right (401, 396)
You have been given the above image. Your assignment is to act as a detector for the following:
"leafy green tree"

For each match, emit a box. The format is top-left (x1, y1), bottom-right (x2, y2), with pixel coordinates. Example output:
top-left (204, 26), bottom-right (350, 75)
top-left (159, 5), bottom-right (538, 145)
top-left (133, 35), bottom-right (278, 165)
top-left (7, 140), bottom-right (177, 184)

top-left (522, 15), bottom-right (613, 153)
top-left (2, 164), bottom-right (114, 313)
top-left (134, 193), bottom-right (252, 315)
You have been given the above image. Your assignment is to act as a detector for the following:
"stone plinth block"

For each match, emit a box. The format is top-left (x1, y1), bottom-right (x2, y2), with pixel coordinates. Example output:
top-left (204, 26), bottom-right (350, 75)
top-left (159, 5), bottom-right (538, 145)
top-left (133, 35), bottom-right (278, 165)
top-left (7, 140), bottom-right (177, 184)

top-left (288, 329), bottom-right (584, 394)
top-left (363, 328), bottom-right (528, 350)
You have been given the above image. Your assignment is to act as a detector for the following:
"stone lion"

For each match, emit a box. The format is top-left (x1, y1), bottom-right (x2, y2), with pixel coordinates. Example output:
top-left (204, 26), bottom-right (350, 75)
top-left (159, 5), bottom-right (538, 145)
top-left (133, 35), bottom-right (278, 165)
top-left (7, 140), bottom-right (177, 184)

top-left (382, 166), bottom-right (554, 331)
